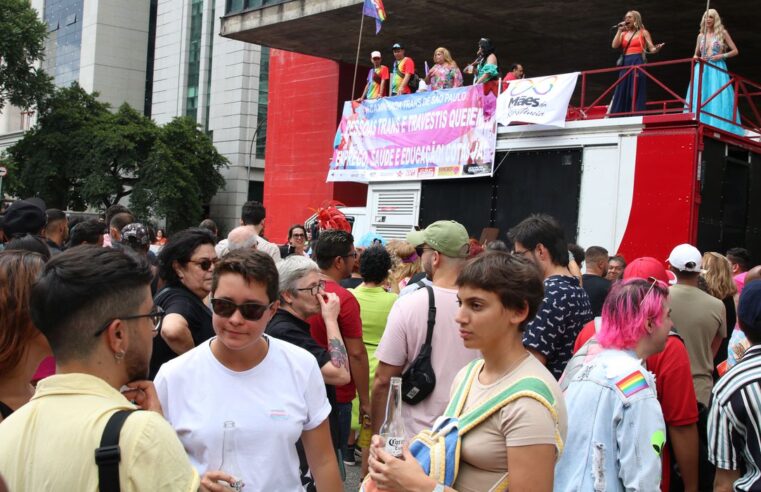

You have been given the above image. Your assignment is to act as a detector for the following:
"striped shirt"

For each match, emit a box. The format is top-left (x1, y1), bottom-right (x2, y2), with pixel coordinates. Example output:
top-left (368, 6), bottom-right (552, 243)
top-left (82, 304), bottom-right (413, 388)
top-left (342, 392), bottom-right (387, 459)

top-left (708, 344), bottom-right (761, 491)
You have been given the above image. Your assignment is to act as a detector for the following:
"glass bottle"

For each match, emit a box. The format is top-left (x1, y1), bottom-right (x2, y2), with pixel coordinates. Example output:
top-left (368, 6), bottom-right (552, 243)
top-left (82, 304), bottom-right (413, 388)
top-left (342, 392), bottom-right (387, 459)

top-left (219, 421), bottom-right (245, 491)
top-left (379, 376), bottom-right (406, 458)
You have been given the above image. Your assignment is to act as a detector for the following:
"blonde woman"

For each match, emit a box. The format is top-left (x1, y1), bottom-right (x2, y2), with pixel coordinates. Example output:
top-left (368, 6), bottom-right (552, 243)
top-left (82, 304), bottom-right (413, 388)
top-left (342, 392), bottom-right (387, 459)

top-left (387, 240), bottom-right (422, 293)
top-left (685, 9), bottom-right (741, 134)
top-left (424, 47), bottom-right (463, 91)
top-left (610, 10), bottom-right (665, 114)
top-left (701, 252), bottom-right (738, 371)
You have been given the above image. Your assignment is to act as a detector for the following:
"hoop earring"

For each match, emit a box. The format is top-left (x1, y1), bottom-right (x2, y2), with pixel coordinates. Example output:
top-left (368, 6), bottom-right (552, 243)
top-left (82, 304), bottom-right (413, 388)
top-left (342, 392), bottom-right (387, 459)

top-left (114, 351), bottom-right (125, 363)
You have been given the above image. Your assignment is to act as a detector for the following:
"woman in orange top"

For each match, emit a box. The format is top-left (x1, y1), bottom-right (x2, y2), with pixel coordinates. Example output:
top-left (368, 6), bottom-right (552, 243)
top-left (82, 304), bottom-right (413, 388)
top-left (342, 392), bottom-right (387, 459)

top-left (610, 10), bottom-right (664, 115)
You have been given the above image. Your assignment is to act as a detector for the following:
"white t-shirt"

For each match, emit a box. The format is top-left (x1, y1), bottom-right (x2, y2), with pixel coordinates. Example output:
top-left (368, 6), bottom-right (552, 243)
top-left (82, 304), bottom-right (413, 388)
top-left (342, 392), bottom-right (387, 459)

top-left (374, 285), bottom-right (480, 438)
top-left (155, 336), bottom-right (331, 491)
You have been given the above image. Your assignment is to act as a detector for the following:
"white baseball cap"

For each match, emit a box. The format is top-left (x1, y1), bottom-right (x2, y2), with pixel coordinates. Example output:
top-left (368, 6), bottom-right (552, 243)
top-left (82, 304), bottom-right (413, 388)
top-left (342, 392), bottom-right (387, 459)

top-left (370, 51), bottom-right (381, 59)
top-left (667, 244), bottom-right (703, 272)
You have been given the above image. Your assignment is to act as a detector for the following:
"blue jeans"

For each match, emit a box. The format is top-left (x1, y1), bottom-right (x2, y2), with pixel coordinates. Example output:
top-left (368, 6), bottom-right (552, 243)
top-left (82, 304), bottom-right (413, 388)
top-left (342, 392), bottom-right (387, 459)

top-left (336, 402), bottom-right (353, 461)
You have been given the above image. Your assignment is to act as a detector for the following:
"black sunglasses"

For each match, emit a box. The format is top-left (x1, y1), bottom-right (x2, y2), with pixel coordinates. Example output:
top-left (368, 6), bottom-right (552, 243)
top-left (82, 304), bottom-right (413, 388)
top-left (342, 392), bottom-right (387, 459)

top-left (210, 298), bottom-right (274, 321)
top-left (93, 307), bottom-right (165, 337)
top-left (189, 258), bottom-right (218, 271)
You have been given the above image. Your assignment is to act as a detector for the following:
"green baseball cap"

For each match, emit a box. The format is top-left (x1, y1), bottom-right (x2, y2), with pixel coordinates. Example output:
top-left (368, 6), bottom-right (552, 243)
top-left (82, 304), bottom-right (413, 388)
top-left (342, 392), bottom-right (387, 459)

top-left (406, 221), bottom-right (469, 258)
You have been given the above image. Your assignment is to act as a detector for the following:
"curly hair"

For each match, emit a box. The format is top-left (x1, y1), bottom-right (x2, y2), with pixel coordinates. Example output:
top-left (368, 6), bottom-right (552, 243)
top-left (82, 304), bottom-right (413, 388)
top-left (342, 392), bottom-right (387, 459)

top-left (387, 240), bottom-right (421, 293)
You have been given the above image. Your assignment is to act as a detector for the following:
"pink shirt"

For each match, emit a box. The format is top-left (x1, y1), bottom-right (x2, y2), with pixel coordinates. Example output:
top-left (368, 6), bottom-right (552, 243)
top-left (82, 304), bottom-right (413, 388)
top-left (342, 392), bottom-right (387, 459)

top-left (375, 285), bottom-right (480, 438)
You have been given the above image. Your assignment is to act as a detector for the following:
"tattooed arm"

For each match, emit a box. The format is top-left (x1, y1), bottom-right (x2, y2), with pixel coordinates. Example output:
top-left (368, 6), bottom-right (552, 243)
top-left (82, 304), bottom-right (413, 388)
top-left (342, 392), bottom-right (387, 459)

top-left (318, 292), bottom-right (351, 386)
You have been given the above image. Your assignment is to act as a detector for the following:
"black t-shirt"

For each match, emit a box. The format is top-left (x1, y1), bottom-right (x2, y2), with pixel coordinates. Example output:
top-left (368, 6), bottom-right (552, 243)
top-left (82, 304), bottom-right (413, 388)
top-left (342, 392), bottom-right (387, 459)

top-left (149, 284), bottom-right (214, 379)
top-left (582, 274), bottom-right (612, 317)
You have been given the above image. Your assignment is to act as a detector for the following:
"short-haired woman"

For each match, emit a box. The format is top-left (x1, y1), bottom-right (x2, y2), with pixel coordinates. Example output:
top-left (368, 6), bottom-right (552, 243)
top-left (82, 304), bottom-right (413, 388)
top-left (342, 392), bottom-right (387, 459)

top-left (368, 252), bottom-right (566, 491)
top-left (0, 251), bottom-right (50, 422)
top-left (155, 250), bottom-right (342, 491)
top-left (555, 278), bottom-right (671, 490)
top-left (150, 228), bottom-right (217, 378)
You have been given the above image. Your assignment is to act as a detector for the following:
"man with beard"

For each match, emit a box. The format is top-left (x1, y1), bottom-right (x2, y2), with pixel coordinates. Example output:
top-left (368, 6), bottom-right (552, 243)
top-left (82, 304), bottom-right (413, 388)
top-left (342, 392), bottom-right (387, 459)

top-left (371, 221), bottom-right (480, 438)
top-left (0, 246), bottom-right (205, 490)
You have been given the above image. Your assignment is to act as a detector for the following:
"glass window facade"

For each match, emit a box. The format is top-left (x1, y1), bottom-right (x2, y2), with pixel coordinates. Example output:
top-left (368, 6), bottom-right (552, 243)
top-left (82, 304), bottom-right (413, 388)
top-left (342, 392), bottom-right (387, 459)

top-left (43, 0), bottom-right (84, 88)
top-left (255, 47), bottom-right (269, 159)
top-left (225, 0), bottom-right (288, 15)
top-left (185, 0), bottom-right (204, 120)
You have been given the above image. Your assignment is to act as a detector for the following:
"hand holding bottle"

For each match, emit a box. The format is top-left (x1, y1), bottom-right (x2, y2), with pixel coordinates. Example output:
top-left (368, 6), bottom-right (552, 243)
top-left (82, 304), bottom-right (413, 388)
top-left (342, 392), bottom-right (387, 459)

top-left (200, 471), bottom-right (241, 491)
top-left (368, 435), bottom-right (435, 492)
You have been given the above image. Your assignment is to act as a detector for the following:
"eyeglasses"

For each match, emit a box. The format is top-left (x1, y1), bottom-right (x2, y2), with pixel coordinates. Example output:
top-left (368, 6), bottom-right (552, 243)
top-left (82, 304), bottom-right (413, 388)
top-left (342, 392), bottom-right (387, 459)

top-left (512, 248), bottom-right (533, 258)
top-left (415, 245), bottom-right (434, 257)
top-left (343, 251), bottom-right (358, 259)
top-left (210, 298), bottom-right (274, 321)
top-left (295, 280), bottom-right (326, 296)
top-left (189, 258), bottom-right (218, 271)
top-left (640, 276), bottom-right (665, 306)
top-left (291, 233), bottom-right (306, 239)
top-left (94, 307), bottom-right (166, 337)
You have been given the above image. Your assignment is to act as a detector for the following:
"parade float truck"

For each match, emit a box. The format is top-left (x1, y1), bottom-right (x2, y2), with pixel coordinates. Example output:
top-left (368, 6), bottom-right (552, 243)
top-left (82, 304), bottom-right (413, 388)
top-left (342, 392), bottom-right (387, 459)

top-left (326, 59), bottom-right (761, 264)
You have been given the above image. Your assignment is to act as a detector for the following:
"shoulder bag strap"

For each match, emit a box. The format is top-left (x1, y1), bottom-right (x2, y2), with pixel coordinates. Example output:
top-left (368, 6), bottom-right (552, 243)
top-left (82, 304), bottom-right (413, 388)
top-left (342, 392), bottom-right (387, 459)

top-left (621, 29), bottom-right (638, 54)
top-left (459, 377), bottom-right (557, 434)
top-left (444, 359), bottom-right (484, 417)
top-left (423, 285), bottom-right (436, 347)
top-left (95, 409), bottom-right (139, 492)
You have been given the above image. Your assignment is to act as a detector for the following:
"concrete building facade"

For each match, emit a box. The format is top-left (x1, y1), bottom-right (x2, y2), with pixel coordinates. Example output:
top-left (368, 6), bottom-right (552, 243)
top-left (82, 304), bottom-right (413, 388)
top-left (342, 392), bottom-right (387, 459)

top-left (152, 0), bottom-right (269, 234)
top-left (0, 0), bottom-right (151, 151)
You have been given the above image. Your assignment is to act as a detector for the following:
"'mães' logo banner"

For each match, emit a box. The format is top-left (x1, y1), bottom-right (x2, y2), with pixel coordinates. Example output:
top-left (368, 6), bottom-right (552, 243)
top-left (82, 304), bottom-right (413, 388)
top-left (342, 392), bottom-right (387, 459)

top-left (328, 85), bottom-right (498, 183)
top-left (496, 72), bottom-right (579, 128)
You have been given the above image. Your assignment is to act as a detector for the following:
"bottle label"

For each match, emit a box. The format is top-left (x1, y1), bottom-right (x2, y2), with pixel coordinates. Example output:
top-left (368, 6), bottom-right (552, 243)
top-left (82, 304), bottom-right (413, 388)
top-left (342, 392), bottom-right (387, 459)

top-left (384, 436), bottom-right (404, 457)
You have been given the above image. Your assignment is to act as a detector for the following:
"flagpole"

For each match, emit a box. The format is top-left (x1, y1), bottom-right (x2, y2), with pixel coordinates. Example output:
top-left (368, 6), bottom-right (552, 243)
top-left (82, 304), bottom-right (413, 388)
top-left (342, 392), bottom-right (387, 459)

top-left (351, 8), bottom-right (366, 101)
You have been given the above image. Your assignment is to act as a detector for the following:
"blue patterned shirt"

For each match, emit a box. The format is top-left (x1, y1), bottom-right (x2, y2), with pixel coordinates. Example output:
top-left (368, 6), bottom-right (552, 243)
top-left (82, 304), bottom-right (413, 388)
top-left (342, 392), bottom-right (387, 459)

top-left (524, 275), bottom-right (594, 379)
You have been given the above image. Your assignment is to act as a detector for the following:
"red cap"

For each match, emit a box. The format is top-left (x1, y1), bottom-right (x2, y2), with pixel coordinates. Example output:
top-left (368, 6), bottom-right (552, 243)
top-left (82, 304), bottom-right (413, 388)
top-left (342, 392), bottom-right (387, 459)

top-left (622, 257), bottom-right (669, 283)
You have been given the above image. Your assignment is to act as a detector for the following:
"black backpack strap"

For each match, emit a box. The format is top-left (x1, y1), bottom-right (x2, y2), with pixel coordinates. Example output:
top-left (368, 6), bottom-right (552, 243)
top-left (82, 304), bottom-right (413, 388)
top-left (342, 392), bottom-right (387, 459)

top-left (95, 409), bottom-right (139, 492)
top-left (423, 286), bottom-right (436, 346)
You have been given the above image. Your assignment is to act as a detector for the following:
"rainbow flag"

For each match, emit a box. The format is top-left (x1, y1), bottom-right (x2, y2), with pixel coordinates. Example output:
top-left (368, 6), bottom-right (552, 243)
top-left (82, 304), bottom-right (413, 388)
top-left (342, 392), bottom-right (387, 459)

top-left (363, 0), bottom-right (386, 34)
top-left (616, 371), bottom-right (649, 398)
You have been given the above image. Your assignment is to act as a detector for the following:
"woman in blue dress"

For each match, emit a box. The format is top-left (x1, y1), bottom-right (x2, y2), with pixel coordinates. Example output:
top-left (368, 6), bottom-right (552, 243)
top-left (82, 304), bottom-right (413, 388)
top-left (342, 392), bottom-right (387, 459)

top-left (686, 9), bottom-right (741, 134)
top-left (609, 11), bottom-right (664, 115)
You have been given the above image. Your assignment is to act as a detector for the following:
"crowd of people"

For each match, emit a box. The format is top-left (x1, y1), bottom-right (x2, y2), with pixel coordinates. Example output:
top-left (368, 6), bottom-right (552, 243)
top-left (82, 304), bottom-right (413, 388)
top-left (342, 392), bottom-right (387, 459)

top-left (354, 8), bottom-right (742, 133)
top-left (1, 193), bottom-right (760, 492)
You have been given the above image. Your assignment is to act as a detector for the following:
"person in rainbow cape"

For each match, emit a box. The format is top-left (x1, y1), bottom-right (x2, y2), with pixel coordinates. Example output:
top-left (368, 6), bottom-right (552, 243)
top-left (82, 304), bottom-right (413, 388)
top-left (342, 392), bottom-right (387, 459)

top-left (363, 251), bottom-right (567, 492)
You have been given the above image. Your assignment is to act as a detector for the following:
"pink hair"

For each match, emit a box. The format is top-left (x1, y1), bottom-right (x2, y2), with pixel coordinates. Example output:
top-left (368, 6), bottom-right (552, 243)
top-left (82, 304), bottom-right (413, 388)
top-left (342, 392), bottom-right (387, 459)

top-left (597, 278), bottom-right (669, 349)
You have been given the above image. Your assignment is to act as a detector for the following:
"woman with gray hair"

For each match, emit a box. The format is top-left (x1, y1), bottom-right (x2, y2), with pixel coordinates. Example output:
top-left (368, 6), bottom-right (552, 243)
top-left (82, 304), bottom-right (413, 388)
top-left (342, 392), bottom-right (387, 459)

top-left (266, 255), bottom-right (350, 489)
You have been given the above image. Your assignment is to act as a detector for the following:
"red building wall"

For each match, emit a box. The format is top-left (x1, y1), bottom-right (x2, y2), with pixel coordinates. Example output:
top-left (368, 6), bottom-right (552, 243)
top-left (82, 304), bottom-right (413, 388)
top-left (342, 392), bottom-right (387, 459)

top-left (263, 49), bottom-right (367, 243)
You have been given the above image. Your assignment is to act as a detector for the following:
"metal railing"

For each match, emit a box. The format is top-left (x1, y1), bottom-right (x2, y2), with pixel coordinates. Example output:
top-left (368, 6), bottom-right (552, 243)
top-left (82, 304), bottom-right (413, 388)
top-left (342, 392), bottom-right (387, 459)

top-left (570, 57), bottom-right (761, 134)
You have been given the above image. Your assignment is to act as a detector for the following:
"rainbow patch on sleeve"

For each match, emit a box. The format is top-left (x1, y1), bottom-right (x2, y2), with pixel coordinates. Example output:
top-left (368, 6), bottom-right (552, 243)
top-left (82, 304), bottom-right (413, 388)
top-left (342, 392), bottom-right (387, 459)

top-left (616, 371), bottom-right (648, 397)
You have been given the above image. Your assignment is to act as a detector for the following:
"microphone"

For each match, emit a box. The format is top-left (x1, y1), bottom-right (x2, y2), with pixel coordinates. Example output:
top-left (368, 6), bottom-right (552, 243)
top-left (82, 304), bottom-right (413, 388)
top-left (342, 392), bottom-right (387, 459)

top-left (610, 22), bottom-right (625, 29)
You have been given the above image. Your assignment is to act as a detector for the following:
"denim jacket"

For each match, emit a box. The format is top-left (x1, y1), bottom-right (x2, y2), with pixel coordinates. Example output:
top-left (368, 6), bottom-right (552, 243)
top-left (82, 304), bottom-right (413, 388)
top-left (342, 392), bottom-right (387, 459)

top-left (554, 348), bottom-right (665, 491)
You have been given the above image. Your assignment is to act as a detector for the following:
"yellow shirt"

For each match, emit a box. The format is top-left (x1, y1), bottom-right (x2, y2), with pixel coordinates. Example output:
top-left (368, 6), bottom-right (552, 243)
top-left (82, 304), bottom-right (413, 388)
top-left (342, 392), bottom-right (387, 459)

top-left (0, 373), bottom-right (199, 491)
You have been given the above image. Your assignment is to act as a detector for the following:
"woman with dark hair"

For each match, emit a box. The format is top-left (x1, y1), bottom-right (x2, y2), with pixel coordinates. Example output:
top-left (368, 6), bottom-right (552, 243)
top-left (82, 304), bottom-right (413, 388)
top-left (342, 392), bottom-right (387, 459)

top-left (5, 234), bottom-right (51, 262)
top-left (465, 38), bottom-right (499, 96)
top-left (609, 10), bottom-right (664, 115)
top-left (367, 252), bottom-right (567, 491)
top-left (280, 224), bottom-right (309, 259)
top-left (0, 251), bottom-right (50, 422)
top-left (150, 228), bottom-right (217, 378)
top-left (555, 278), bottom-right (670, 490)
top-left (156, 250), bottom-right (343, 491)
